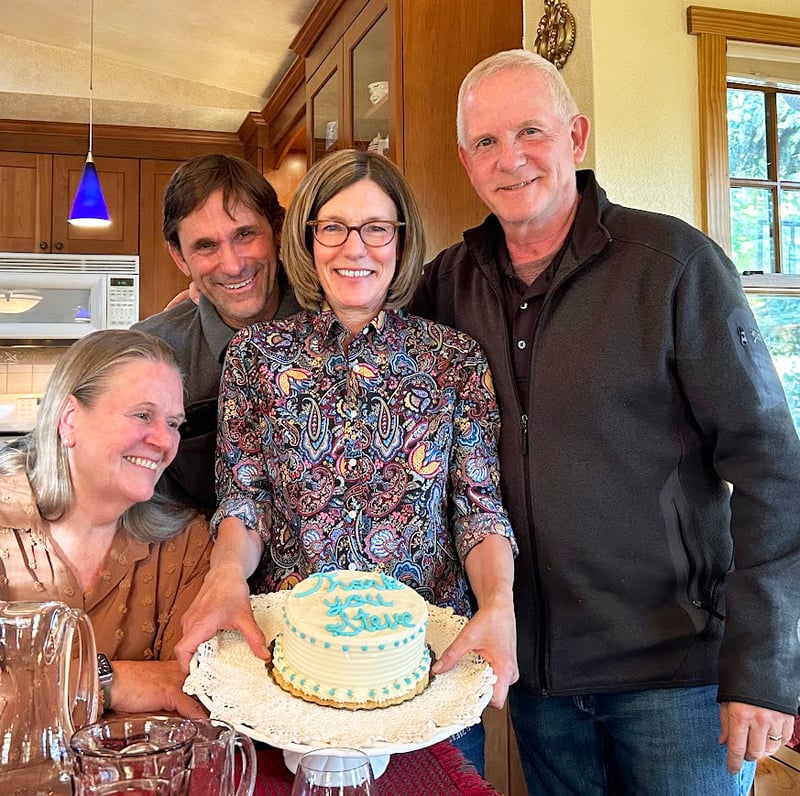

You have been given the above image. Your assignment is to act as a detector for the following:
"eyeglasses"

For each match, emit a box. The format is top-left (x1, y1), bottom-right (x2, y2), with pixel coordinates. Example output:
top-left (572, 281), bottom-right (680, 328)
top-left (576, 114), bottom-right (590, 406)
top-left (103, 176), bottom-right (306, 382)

top-left (307, 220), bottom-right (404, 248)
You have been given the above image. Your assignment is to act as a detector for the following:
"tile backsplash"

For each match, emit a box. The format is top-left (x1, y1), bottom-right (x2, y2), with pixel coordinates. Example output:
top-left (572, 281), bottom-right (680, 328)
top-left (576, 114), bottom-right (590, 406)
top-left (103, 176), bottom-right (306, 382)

top-left (0, 347), bottom-right (66, 394)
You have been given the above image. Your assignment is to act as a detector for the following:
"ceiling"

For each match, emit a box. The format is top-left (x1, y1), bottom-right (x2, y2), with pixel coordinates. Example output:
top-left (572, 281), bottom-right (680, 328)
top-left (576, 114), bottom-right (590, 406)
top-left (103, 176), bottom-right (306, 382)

top-left (0, 0), bottom-right (317, 133)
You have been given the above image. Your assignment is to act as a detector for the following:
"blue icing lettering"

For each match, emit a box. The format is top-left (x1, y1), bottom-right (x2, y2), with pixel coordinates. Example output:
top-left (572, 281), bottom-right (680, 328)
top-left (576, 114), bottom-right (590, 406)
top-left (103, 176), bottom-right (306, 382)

top-left (323, 598), bottom-right (415, 638)
top-left (295, 570), bottom-right (404, 599)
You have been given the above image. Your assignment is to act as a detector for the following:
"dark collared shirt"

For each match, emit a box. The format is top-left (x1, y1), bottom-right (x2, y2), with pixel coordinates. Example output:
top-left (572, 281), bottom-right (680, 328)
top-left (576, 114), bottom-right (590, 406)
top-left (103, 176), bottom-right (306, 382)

top-left (498, 249), bottom-right (557, 411)
top-left (134, 287), bottom-right (301, 514)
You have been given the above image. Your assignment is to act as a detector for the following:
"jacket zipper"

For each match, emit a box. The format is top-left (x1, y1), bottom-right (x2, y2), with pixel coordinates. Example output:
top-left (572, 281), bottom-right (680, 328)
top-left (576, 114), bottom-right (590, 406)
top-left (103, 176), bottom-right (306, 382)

top-left (521, 413), bottom-right (528, 456)
top-left (477, 266), bottom-right (549, 694)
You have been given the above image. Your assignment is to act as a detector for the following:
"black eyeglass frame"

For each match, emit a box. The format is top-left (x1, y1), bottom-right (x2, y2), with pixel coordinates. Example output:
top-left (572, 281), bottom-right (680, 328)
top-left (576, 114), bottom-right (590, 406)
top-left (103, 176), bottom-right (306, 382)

top-left (306, 220), bottom-right (405, 248)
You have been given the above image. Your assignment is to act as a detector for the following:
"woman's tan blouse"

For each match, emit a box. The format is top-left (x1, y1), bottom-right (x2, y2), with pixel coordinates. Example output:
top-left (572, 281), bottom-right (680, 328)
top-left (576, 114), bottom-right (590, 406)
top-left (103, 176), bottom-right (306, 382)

top-left (0, 469), bottom-right (213, 661)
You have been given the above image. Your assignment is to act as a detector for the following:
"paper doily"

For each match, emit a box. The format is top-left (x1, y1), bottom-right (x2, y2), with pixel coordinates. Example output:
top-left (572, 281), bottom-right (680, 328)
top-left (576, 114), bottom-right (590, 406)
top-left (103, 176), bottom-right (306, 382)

top-left (184, 591), bottom-right (496, 748)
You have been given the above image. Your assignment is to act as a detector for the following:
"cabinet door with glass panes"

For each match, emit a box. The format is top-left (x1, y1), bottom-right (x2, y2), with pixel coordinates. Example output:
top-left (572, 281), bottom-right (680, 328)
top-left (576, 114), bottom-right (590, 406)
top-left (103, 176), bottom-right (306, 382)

top-left (306, 0), bottom-right (393, 166)
top-left (342, 0), bottom-right (391, 159)
top-left (308, 46), bottom-right (343, 163)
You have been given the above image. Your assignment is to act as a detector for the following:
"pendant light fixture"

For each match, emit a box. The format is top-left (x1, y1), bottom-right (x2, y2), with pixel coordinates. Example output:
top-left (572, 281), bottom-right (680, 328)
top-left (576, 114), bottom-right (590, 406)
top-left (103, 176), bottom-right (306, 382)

top-left (69, 0), bottom-right (111, 228)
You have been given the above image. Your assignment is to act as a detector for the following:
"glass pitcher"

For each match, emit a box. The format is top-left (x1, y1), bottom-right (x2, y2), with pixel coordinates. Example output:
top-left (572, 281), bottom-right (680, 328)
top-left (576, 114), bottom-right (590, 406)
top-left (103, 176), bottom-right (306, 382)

top-left (0, 600), bottom-right (98, 795)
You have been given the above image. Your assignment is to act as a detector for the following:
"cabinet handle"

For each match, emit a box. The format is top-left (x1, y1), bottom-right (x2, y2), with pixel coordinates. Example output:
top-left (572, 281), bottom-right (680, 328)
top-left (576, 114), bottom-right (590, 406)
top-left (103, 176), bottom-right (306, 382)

top-left (39, 241), bottom-right (49, 250)
top-left (54, 242), bottom-right (64, 251)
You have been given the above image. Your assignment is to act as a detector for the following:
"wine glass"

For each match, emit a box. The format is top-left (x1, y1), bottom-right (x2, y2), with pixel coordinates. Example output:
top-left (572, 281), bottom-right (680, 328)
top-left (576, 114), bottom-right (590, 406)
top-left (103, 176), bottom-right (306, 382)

top-left (291, 747), bottom-right (377, 795)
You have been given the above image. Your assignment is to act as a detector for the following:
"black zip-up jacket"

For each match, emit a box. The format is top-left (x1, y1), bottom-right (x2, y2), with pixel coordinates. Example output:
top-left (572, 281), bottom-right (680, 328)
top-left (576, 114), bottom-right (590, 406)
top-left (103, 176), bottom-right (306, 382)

top-left (412, 171), bottom-right (800, 714)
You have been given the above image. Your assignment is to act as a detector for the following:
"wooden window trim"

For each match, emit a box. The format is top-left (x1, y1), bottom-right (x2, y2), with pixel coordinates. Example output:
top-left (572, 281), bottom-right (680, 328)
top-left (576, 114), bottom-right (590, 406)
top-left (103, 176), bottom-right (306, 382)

top-left (687, 6), bottom-right (800, 253)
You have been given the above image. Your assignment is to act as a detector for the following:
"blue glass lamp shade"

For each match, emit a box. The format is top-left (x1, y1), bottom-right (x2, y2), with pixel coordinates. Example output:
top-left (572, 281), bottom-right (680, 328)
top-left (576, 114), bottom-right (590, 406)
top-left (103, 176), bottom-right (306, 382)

top-left (68, 153), bottom-right (111, 227)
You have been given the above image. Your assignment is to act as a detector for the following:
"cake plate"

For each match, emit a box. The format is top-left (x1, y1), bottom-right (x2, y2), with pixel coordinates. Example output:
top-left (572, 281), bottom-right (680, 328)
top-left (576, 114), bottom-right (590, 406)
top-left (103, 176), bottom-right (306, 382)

top-left (184, 592), bottom-right (496, 778)
top-left (242, 721), bottom-right (461, 778)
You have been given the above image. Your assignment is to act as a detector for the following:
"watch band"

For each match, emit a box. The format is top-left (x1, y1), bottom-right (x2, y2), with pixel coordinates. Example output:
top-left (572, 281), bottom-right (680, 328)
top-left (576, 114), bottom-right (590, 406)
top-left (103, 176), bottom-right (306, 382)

top-left (97, 652), bottom-right (114, 711)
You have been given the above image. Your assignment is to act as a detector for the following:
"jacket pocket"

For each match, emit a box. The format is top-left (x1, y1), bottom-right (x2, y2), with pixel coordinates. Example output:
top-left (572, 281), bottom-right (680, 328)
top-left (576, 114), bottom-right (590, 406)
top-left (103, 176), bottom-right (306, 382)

top-left (660, 474), bottom-right (712, 634)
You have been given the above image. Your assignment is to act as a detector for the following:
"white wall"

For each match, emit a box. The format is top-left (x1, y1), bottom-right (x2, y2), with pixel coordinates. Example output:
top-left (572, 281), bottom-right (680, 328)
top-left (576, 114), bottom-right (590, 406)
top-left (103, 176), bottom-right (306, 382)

top-left (524, 0), bottom-right (799, 226)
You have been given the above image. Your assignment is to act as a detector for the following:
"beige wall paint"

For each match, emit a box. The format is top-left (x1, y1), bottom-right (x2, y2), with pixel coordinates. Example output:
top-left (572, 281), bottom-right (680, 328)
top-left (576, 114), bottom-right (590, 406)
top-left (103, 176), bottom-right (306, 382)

top-left (523, 0), bottom-right (799, 227)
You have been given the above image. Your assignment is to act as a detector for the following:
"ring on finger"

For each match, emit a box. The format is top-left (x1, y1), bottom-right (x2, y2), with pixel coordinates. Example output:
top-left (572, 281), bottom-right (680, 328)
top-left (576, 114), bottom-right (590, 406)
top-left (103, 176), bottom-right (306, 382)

top-left (767, 733), bottom-right (783, 742)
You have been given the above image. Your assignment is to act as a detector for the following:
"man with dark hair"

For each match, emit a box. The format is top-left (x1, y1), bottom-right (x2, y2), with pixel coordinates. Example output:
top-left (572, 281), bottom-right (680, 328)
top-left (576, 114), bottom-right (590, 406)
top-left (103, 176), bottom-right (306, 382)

top-left (134, 154), bottom-right (299, 514)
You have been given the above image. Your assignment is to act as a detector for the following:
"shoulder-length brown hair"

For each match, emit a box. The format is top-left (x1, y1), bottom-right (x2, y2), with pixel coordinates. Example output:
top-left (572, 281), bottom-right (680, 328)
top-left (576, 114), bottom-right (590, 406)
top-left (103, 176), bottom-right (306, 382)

top-left (282, 149), bottom-right (426, 311)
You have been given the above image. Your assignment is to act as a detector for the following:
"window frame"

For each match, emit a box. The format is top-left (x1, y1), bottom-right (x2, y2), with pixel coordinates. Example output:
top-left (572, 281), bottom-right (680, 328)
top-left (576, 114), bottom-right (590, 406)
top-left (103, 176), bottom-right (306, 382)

top-left (687, 6), bottom-right (800, 254)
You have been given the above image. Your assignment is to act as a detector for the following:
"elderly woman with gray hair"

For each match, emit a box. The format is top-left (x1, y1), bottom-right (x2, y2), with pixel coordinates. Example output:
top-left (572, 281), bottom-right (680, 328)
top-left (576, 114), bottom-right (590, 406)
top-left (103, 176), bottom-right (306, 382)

top-left (0, 329), bottom-right (212, 718)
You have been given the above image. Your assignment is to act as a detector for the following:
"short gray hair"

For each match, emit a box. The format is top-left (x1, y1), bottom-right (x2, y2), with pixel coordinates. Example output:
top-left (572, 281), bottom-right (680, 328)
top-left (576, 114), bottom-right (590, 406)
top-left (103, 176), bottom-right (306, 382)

top-left (457, 49), bottom-right (580, 147)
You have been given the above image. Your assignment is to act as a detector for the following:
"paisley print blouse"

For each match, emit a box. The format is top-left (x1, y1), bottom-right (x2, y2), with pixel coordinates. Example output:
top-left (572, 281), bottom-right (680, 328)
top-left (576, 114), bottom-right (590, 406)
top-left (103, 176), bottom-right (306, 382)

top-left (213, 308), bottom-right (516, 614)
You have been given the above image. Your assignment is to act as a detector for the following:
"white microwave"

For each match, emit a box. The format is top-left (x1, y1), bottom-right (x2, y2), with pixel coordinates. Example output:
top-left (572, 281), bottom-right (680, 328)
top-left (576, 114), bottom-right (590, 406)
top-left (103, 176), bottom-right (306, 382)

top-left (0, 253), bottom-right (139, 342)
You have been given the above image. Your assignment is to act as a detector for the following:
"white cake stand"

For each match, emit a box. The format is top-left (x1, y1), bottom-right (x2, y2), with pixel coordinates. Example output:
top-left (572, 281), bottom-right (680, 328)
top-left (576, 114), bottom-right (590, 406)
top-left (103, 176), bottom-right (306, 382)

top-left (185, 593), bottom-right (496, 779)
top-left (247, 722), bottom-right (460, 778)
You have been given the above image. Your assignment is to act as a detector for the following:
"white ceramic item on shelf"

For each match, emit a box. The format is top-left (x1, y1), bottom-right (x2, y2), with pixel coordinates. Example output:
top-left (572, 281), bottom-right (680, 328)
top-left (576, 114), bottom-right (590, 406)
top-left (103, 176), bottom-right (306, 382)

top-left (367, 81), bottom-right (389, 105)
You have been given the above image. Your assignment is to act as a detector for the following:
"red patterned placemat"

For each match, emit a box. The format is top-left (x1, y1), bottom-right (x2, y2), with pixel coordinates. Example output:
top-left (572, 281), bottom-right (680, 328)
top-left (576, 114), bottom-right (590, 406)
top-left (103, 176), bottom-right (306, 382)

top-left (250, 740), bottom-right (500, 795)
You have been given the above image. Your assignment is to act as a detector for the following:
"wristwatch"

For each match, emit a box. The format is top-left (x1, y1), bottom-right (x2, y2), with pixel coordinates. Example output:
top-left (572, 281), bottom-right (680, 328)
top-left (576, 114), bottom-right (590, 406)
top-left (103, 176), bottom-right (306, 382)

top-left (97, 653), bottom-right (114, 711)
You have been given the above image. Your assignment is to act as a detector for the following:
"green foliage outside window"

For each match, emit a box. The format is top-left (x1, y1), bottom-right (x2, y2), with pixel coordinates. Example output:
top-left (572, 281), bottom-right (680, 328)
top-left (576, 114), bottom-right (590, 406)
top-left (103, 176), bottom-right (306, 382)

top-left (747, 294), bottom-right (800, 434)
top-left (729, 83), bottom-right (800, 433)
top-left (727, 86), bottom-right (800, 275)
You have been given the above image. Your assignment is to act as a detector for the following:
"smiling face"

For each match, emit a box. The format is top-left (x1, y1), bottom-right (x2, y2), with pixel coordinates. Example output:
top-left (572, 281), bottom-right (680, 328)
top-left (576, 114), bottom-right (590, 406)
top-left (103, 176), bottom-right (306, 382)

top-left (170, 189), bottom-right (281, 329)
top-left (59, 359), bottom-right (184, 515)
top-left (312, 178), bottom-right (399, 335)
top-left (458, 65), bottom-right (590, 238)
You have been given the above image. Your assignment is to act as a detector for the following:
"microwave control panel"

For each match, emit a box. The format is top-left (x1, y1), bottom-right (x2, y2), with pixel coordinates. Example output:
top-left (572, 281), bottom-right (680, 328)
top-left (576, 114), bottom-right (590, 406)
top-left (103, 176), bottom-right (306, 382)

top-left (107, 276), bottom-right (139, 328)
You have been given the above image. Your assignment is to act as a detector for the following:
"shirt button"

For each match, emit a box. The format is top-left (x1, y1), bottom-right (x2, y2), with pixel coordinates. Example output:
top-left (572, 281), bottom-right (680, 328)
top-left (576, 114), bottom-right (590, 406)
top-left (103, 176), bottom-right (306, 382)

top-left (520, 302), bottom-right (528, 310)
top-left (517, 340), bottom-right (527, 350)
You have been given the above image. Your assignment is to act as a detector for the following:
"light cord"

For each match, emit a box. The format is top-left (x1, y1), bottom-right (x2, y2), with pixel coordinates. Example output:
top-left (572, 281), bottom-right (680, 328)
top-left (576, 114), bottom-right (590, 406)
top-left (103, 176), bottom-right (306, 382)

top-left (88, 0), bottom-right (95, 153)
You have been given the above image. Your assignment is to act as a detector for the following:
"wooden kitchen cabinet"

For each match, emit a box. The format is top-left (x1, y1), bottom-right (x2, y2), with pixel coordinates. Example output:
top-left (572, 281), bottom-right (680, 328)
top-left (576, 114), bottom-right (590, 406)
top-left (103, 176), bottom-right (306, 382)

top-left (139, 158), bottom-right (188, 320)
top-left (0, 151), bottom-right (139, 255)
top-left (52, 154), bottom-right (140, 255)
top-left (294, 0), bottom-right (523, 258)
top-left (0, 152), bottom-right (53, 252)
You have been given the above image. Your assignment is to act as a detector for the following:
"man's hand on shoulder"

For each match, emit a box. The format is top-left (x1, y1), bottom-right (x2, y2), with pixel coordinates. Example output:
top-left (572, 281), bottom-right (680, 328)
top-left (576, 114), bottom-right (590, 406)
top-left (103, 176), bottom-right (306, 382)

top-left (164, 282), bottom-right (200, 311)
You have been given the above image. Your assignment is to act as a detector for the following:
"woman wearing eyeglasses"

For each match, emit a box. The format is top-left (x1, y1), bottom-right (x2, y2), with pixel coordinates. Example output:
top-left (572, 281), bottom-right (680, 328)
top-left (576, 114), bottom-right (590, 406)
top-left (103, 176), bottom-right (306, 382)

top-left (179, 149), bottom-right (517, 770)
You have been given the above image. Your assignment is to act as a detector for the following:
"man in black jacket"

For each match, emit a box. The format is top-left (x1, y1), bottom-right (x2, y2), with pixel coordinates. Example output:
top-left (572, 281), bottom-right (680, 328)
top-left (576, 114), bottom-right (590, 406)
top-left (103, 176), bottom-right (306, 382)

top-left (412, 49), bottom-right (800, 794)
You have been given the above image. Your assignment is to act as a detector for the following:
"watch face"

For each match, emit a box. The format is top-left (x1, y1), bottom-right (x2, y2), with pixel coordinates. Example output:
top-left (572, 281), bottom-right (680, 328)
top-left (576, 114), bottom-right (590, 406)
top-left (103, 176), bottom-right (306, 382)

top-left (97, 653), bottom-right (113, 680)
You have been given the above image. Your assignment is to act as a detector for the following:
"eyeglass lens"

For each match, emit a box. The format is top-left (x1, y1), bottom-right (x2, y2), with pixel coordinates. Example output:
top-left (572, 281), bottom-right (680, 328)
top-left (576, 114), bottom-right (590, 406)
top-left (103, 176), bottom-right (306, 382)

top-left (310, 221), bottom-right (400, 247)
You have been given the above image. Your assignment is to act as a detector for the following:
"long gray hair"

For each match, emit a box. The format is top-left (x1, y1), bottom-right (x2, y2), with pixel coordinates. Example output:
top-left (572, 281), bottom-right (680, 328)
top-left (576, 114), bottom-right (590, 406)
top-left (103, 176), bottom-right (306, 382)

top-left (0, 329), bottom-right (197, 542)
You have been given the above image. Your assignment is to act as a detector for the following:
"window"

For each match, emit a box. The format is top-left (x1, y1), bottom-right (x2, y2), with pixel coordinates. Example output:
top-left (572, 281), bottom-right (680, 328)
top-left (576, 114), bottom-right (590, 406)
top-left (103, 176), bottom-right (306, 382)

top-left (742, 275), bottom-right (800, 432)
top-left (688, 8), bottom-right (800, 431)
top-left (687, 6), bottom-right (800, 252)
top-left (727, 83), bottom-right (800, 275)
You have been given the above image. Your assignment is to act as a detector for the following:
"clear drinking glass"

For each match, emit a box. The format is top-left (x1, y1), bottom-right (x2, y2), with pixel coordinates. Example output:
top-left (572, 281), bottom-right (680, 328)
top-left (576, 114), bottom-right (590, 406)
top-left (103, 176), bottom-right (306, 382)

top-left (291, 747), bottom-right (377, 796)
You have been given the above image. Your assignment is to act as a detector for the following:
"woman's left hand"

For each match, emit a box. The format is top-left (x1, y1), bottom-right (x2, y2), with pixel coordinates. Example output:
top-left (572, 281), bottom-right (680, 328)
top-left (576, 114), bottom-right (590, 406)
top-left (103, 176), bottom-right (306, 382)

top-left (431, 535), bottom-right (518, 708)
top-left (108, 660), bottom-right (208, 718)
top-left (432, 598), bottom-right (519, 709)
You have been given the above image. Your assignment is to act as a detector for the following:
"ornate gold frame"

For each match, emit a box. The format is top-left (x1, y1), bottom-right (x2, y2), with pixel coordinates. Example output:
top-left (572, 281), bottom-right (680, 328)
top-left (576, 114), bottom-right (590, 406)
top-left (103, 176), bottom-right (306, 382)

top-left (534, 0), bottom-right (577, 70)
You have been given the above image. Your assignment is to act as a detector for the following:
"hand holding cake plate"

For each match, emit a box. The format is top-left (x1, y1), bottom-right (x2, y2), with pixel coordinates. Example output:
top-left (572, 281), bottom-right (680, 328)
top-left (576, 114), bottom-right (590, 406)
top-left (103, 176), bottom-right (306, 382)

top-left (184, 590), bottom-right (496, 777)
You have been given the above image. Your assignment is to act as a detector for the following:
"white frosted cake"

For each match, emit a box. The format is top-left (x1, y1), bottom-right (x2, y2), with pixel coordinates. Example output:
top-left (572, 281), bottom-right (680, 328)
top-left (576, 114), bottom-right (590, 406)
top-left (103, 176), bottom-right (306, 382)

top-left (271, 569), bottom-right (431, 709)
